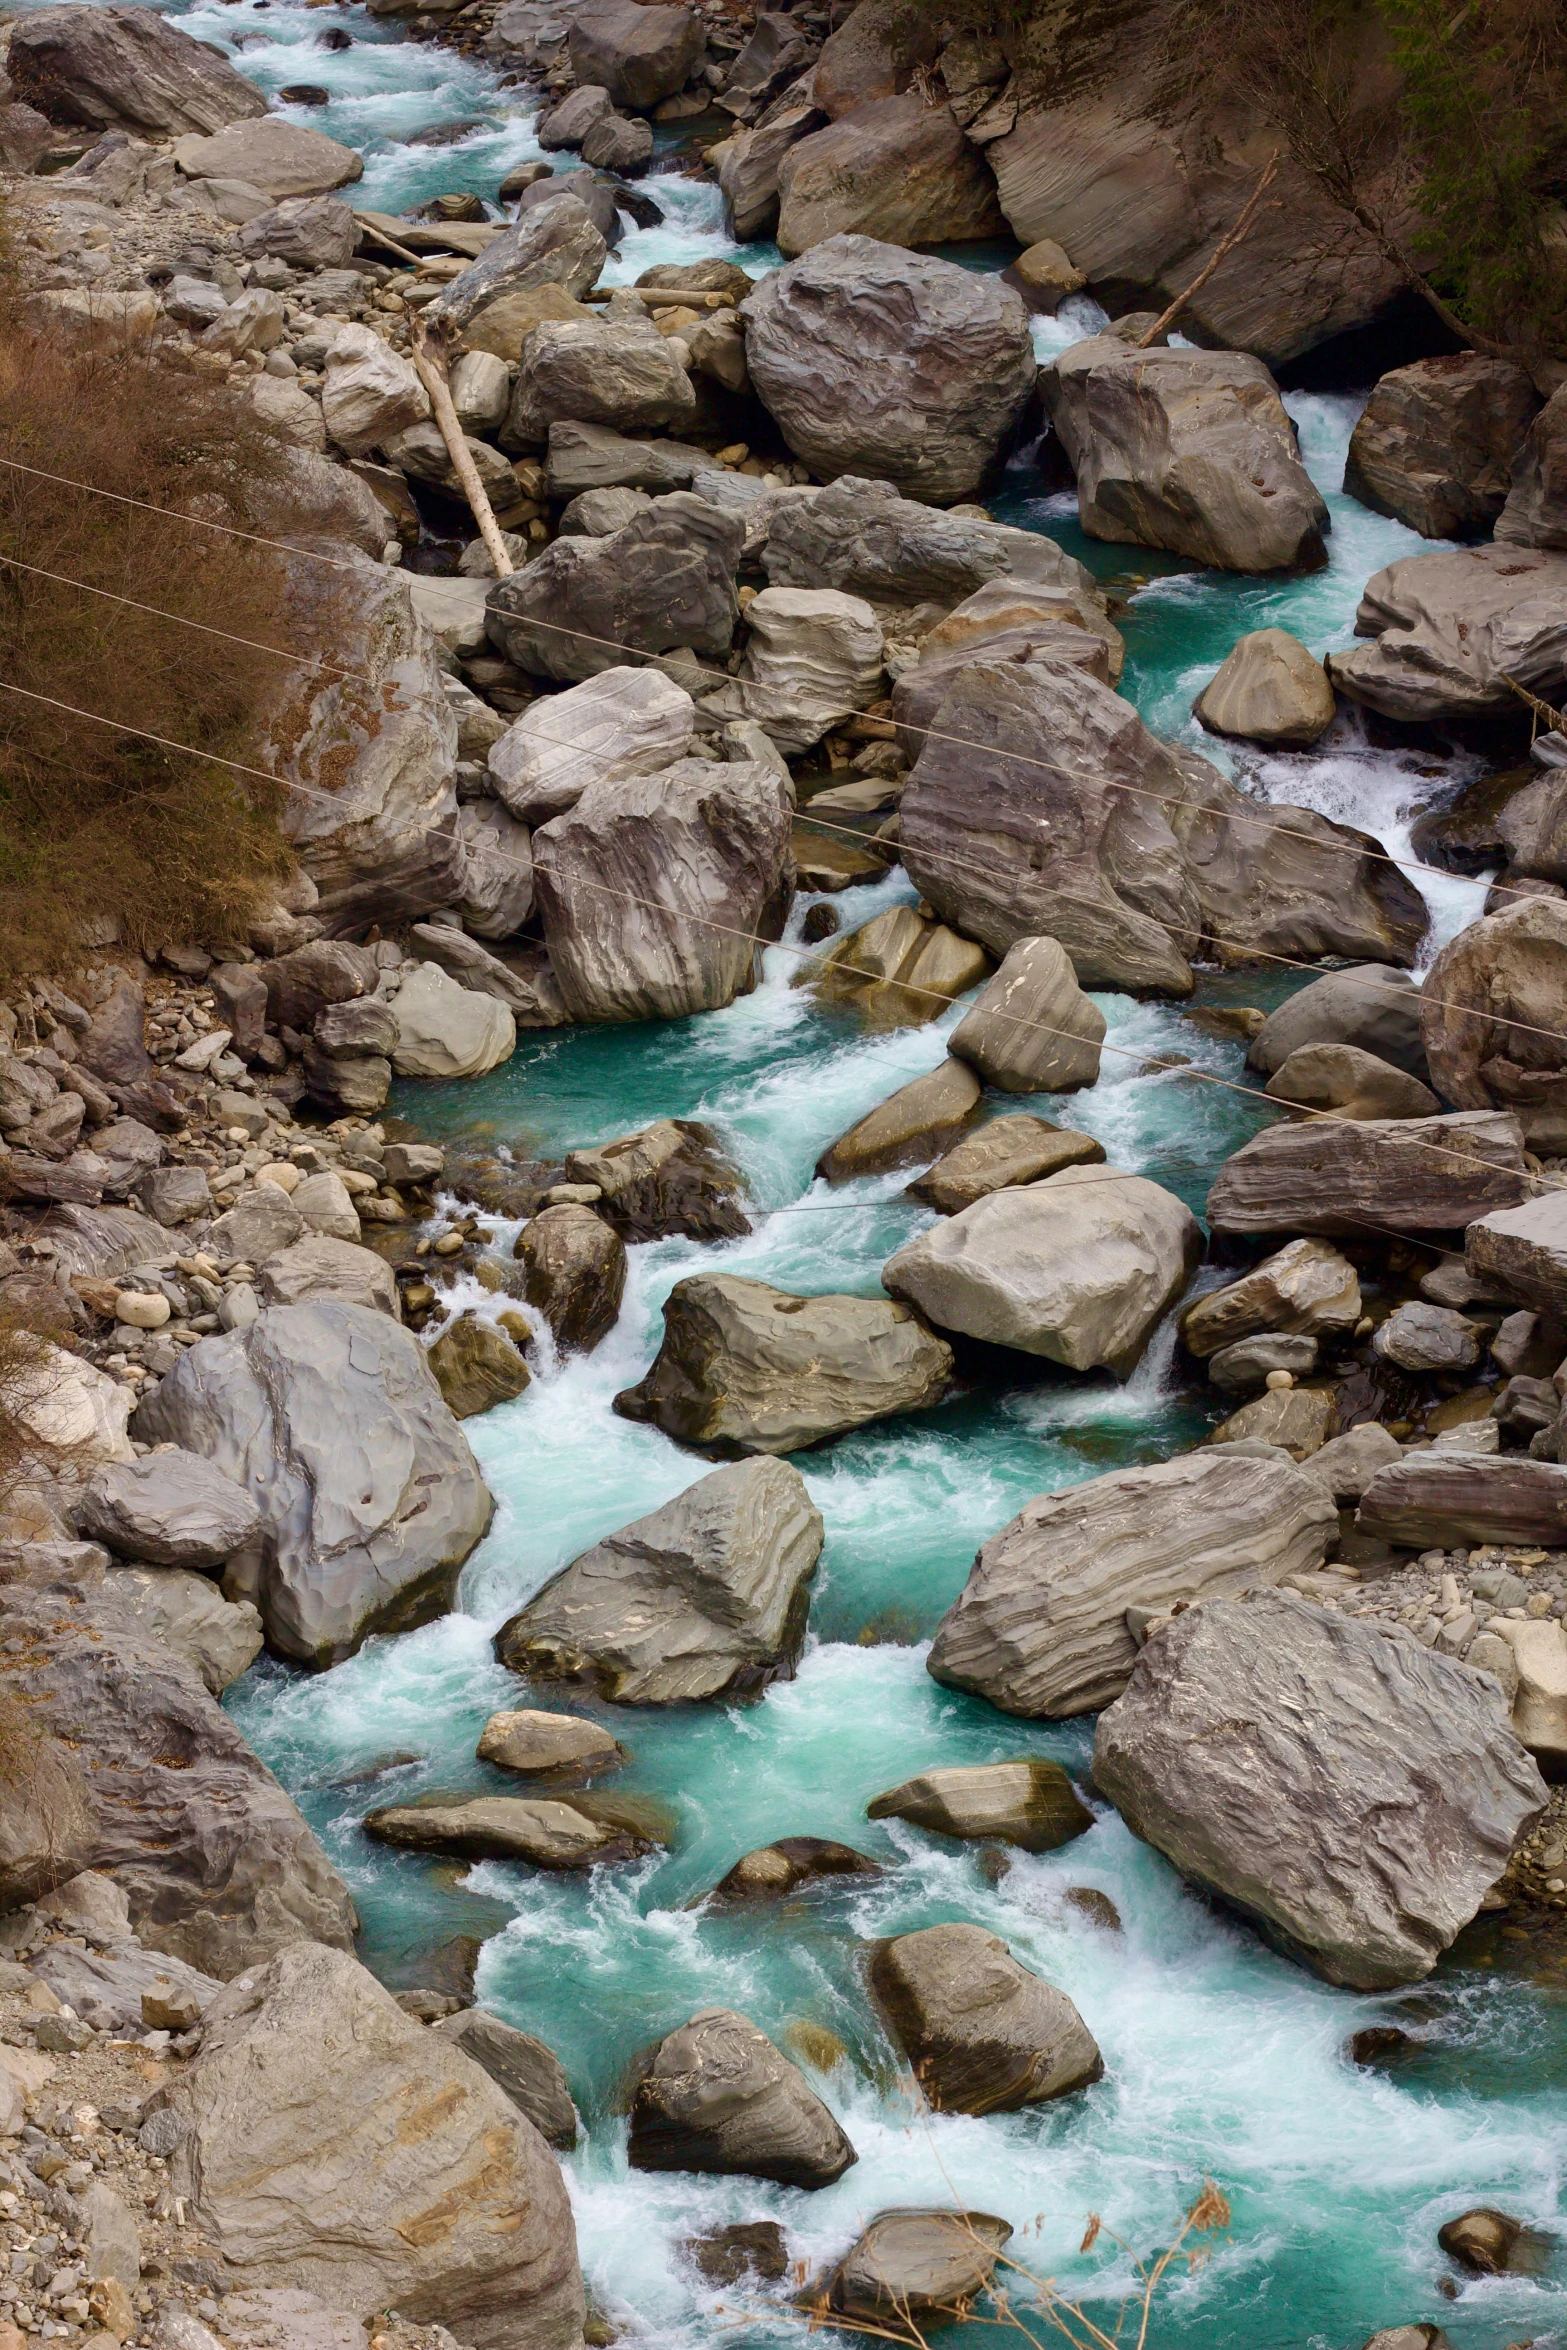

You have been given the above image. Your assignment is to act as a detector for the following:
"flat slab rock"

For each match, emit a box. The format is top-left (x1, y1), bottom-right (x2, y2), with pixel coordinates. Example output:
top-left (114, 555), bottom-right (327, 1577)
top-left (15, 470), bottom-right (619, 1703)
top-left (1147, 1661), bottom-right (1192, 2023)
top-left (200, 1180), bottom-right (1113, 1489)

top-left (1093, 1589), bottom-right (1547, 1989)
top-left (1206, 1110), bottom-right (1529, 1235)
top-left (364, 1792), bottom-right (666, 1869)
top-left (927, 1449), bottom-right (1336, 1717)
top-left (1358, 1453), bottom-right (1567, 1549)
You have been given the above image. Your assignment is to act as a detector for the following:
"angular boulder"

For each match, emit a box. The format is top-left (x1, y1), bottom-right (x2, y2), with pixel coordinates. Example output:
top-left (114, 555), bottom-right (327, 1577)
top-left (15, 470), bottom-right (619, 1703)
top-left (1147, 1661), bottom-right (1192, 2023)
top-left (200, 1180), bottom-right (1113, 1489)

top-left (8, 4), bottom-right (267, 135)
top-left (907, 1115), bottom-right (1106, 1213)
top-left (804, 904), bottom-right (991, 1030)
top-left (430, 2009), bottom-right (578, 2151)
top-left (257, 1236), bottom-right (401, 1320)
top-left (614, 1273), bottom-right (952, 1453)
top-left (532, 760), bottom-right (791, 1023)
top-left (427, 1313), bottom-right (531, 1419)
top-left (425, 194), bottom-right (607, 341)
top-left (515, 1205), bottom-right (626, 1353)
top-left (163, 1942), bottom-right (583, 2347)
top-left (1247, 964), bottom-right (1428, 1082)
top-left (947, 936), bottom-right (1105, 1093)
top-left (1194, 628), bottom-right (1336, 747)
top-left (494, 1457), bottom-right (823, 1702)
top-left (1093, 1590), bottom-right (1547, 1988)
top-left (1466, 1191), bottom-right (1567, 1314)
top-left (869, 1923), bottom-right (1101, 2112)
top-left (1357, 1453), bottom-right (1567, 1550)
top-left (727, 586), bottom-right (883, 756)
top-left (566, 0), bottom-right (702, 109)
top-left (320, 324), bottom-right (429, 458)
top-left (883, 1164), bottom-right (1201, 1376)
top-left (1180, 1238), bottom-right (1361, 1357)
top-left (1206, 1110), bottom-right (1529, 1236)
top-left (563, 1119), bottom-right (750, 1243)
top-left (927, 1449), bottom-right (1335, 1717)
top-left (1497, 382), bottom-right (1567, 551)
top-left (813, 2209), bottom-right (1013, 2328)
top-left (486, 493), bottom-right (742, 682)
top-left (743, 234), bottom-right (1035, 505)
top-left (391, 963), bottom-right (515, 1079)
top-left (454, 802), bottom-right (535, 941)
top-left (487, 667), bottom-right (693, 826)
top-left (775, 94), bottom-right (1006, 256)
top-left (1042, 338), bottom-right (1329, 573)
top-left (1328, 543), bottom-right (1567, 723)
top-left (1263, 1043), bottom-right (1439, 1121)
top-left (0, 1701), bottom-right (95, 1910)
top-left (1419, 897), bottom-right (1567, 1147)
top-left (503, 316), bottom-right (696, 448)
top-left (628, 2008), bottom-right (855, 2186)
top-left (815, 1058), bottom-right (981, 1184)
top-left (133, 1303), bottom-right (494, 1669)
top-left (102, 1564), bottom-right (263, 1698)
top-left (867, 1760), bottom-right (1091, 1852)
top-left (75, 1450), bottom-right (262, 1571)
top-left (1343, 355), bottom-right (1541, 540)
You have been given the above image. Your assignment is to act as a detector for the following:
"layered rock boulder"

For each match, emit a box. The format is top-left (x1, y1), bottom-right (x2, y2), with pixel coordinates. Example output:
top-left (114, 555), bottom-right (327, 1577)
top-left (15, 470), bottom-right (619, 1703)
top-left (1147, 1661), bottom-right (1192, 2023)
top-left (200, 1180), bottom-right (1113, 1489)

top-left (494, 1457), bottom-right (823, 1704)
top-left (163, 1942), bottom-right (583, 2348)
top-left (1343, 355), bottom-right (1541, 540)
top-left (431, 2009), bottom-right (578, 2151)
top-left (102, 1564), bottom-right (263, 1698)
top-left (947, 936), bottom-right (1105, 1093)
top-left (927, 1449), bottom-right (1335, 1717)
top-left (532, 759), bottom-right (792, 1023)
top-left (1419, 897), bottom-right (1567, 1149)
top-left (566, 0), bottom-right (702, 109)
top-left (815, 1058), bottom-right (981, 1184)
top-left (1328, 544), bottom-right (1567, 723)
top-left (563, 1118), bottom-right (750, 1243)
top-left (1357, 1454), bottom-right (1567, 1550)
top-left (1264, 1043), bottom-right (1439, 1122)
top-left (813, 2210), bottom-right (1013, 2328)
top-left (486, 493), bottom-right (742, 681)
top-left (628, 2008), bottom-right (855, 2187)
top-left (867, 1760), bottom-right (1091, 1852)
top-left (1206, 1111), bottom-right (1529, 1237)
top-left (883, 1164), bottom-right (1201, 1377)
top-left (426, 194), bottom-right (607, 341)
top-left (133, 1302), bottom-right (494, 1668)
top-left (487, 667), bottom-right (693, 826)
top-left (743, 235), bottom-right (1035, 505)
top-left (869, 1923), bottom-right (1101, 2112)
top-left (1041, 339), bottom-right (1330, 573)
top-left (503, 314), bottom-right (697, 448)
top-left (907, 1116), bottom-right (1105, 1213)
top-left (1247, 964), bottom-right (1429, 1082)
top-left (1179, 1238), bottom-right (1361, 1357)
top-left (721, 586), bottom-right (884, 755)
top-left (775, 94), bottom-right (1006, 255)
top-left (1497, 384), bottom-right (1567, 550)
top-left (614, 1272), bottom-right (952, 1452)
top-left (1093, 1590), bottom-right (1547, 1988)
top-left (1466, 1192), bottom-right (1567, 1314)
top-left (8, 4), bottom-right (268, 135)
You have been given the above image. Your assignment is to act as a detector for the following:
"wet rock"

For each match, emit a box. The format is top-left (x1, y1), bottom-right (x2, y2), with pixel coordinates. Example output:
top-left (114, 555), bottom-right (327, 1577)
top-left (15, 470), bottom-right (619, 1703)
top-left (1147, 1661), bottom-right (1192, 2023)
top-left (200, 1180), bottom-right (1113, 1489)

top-left (1437, 2208), bottom-right (1551, 2277)
top-left (883, 1164), bottom-right (1201, 1377)
top-left (948, 936), bottom-right (1105, 1094)
top-left (1497, 383), bottom-right (1567, 551)
top-left (1343, 355), bottom-right (1541, 540)
top-left (365, 1793), bottom-right (664, 1868)
top-left (816, 1058), bottom-right (981, 1184)
top-left (257, 1236), bottom-right (401, 1320)
top-left (1329, 543), bottom-right (1567, 723)
top-left (1207, 1331), bottom-right (1319, 1396)
top-left (1264, 1042), bottom-right (1439, 1121)
top-left (8, 3), bottom-right (267, 134)
top-left (76, 1450), bottom-right (262, 1570)
top-left (1194, 628), bottom-right (1336, 746)
top-left (1180, 1239), bottom-right (1361, 1356)
top-left (172, 117), bottom-right (363, 199)
top-left (711, 1839), bottom-right (880, 1901)
top-left (430, 2008), bottom-right (578, 2150)
top-left (628, 2007), bottom-right (856, 2186)
top-left (908, 1116), bottom-right (1105, 1213)
top-left (566, 0), bottom-right (702, 110)
top-left (867, 1760), bottom-right (1091, 1852)
top-left (614, 1273), bottom-right (952, 1454)
top-left (496, 1458), bottom-right (823, 1703)
top-left (488, 667), bottom-right (693, 826)
top-left (805, 904), bottom-right (992, 1030)
top-left (164, 1942), bottom-right (583, 2345)
top-left (1357, 1453), bottom-right (1567, 1549)
top-left (1206, 1111), bottom-right (1529, 1237)
top-left (564, 1119), bottom-right (750, 1244)
top-left (102, 1564), bottom-right (263, 1697)
top-left (1094, 1589), bottom-right (1547, 1988)
top-left (683, 2223), bottom-right (788, 2287)
top-left (0, 1582), bottom-right (355, 1974)
top-left (928, 1449), bottom-right (1334, 1717)
top-left (1042, 339), bottom-right (1329, 573)
top-left (870, 1922), bottom-right (1101, 2112)
top-left (812, 2209), bottom-right (1013, 2328)
top-left (743, 234), bottom-right (1035, 506)
top-left (515, 1205), bottom-right (627, 1353)
top-left (1420, 897), bottom-right (1567, 1149)
top-left (1468, 1192), bottom-right (1567, 1314)
top-left (476, 1710), bottom-right (622, 1775)
top-left (503, 315), bottom-right (696, 447)
top-left (1372, 1301), bottom-right (1479, 1374)
top-left (776, 93), bottom-right (1005, 256)
top-left (428, 1312), bottom-right (531, 1419)
top-left (133, 1302), bottom-right (494, 1669)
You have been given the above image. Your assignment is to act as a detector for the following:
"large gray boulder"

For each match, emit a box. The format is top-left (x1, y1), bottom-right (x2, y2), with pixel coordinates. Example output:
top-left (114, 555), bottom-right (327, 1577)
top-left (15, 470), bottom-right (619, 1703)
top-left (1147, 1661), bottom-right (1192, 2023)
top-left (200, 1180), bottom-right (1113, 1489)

top-left (0, 1699), bottom-right (95, 1910)
top-left (1247, 965), bottom-right (1429, 1081)
top-left (430, 2009), bottom-right (578, 2151)
top-left (503, 315), bottom-right (696, 448)
top-left (171, 118), bottom-right (363, 200)
top-left (869, 1923), bottom-right (1101, 2112)
top-left (1180, 1238), bottom-right (1361, 1357)
top-left (102, 1564), bottom-right (264, 1697)
top-left (1264, 1043), bottom-right (1439, 1122)
top-left (1466, 1191), bottom-right (1567, 1314)
top-left (0, 1583), bottom-right (355, 1976)
top-left (775, 93), bottom-right (1006, 255)
top-left (455, 800), bottom-right (534, 941)
top-left (1343, 356), bottom-right (1541, 540)
top-left (163, 1943), bottom-right (583, 2350)
top-left (947, 936), bottom-right (1105, 1093)
top-left (1042, 338), bottom-right (1329, 572)
top-left (257, 1235), bottom-right (401, 1320)
top-left (532, 760), bottom-right (792, 1023)
top-left (615, 1272), bottom-right (952, 1453)
top-left (1206, 1110), bottom-right (1530, 1236)
top-left (566, 0), bottom-right (702, 108)
top-left (1093, 1590), bottom-right (1547, 1988)
top-left (515, 1204), bottom-right (627, 1354)
top-left (743, 235), bottom-right (1035, 505)
top-left (76, 1449), bottom-right (262, 1570)
top-left (263, 559), bottom-right (461, 936)
top-left (487, 667), bottom-right (693, 826)
top-left (486, 494), bottom-right (742, 682)
top-left (1419, 898), bottom-right (1567, 1148)
top-left (1497, 383), bottom-right (1567, 551)
top-left (390, 962), bottom-right (515, 1079)
top-left (494, 1458), bottom-right (823, 1703)
top-left (896, 659), bottom-right (1423, 997)
top-left (321, 324), bottom-right (429, 457)
top-left (927, 1450), bottom-right (1335, 1717)
top-left (1357, 1454), bottom-right (1567, 1550)
top-left (8, 4), bottom-right (267, 134)
top-left (883, 1164), bottom-right (1201, 1377)
top-left (628, 2008), bottom-right (855, 2186)
top-left (426, 194), bottom-right (607, 340)
top-left (133, 1303), bottom-right (494, 1669)
top-left (1328, 543), bottom-right (1567, 723)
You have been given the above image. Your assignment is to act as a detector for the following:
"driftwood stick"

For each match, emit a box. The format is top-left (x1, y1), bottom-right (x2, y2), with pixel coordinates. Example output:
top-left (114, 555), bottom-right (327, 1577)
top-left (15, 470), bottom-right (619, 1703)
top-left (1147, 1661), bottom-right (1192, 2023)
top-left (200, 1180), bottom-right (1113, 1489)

top-left (1137, 152), bottom-right (1281, 348)
top-left (411, 325), bottom-right (515, 579)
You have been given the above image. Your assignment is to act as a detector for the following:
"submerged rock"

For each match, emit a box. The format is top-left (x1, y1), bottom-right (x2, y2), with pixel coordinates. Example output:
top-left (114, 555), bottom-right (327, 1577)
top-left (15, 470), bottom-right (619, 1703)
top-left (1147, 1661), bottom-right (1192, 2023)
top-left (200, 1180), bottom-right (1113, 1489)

top-left (811, 2209), bottom-right (1013, 2328)
top-left (869, 1922), bottom-right (1101, 2113)
top-left (867, 1760), bottom-right (1091, 1852)
top-left (1437, 2208), bottom-right (1553, 2278)
top-left (364, 1793), bottom-right (665, 1868)
top-left (615, 1273), bottom-right (952, 1454)
top-left (427, 1312), bottom-right (531, 1419)
top-left (711, 1838), bottom-right (880, 1901)
top-left (927, 1450), bottom-right (1334, 1718)
top-left (494, 1457), bottom-right (824, 1703)
top-left (1093, 1589), bottom-right (1546, 1989)
top-left (628, 2007), bottom-right (856, 2186)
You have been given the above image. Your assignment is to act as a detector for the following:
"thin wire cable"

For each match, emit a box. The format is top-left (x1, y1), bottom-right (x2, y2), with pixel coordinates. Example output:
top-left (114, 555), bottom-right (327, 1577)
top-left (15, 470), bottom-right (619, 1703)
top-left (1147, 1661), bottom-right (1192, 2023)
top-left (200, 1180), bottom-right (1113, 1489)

top-left (4, 669), bottom-right (1551, 1219)
top-left (0, 446), bottom-right (1540, 909)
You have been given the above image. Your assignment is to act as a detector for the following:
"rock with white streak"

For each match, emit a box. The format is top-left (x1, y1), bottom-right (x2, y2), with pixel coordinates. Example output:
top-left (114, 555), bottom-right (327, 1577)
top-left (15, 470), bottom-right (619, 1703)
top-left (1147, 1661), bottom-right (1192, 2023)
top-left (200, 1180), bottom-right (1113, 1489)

top-left (1483, 1615), bottom-right (1567, 1764)
top-left (947, 936), bottom-right (1105, 1093)
top-left (488, 668), bottom-right (694, 825)
top-left (321, 324), bottom-right (430, 457)
top-left (1093, 1590), bottom-right (1546, 1988)
top-left (926, 1449), bottom-right (1335, 1716)
top-left (503, 316), bottom-right (696, 448)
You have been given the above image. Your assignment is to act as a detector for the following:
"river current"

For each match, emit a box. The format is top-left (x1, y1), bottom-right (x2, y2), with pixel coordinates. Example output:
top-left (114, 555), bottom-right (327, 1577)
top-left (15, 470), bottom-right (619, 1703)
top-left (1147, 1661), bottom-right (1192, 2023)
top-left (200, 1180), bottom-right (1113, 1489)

top-left (38, 4), bottom-right (1567, 2338)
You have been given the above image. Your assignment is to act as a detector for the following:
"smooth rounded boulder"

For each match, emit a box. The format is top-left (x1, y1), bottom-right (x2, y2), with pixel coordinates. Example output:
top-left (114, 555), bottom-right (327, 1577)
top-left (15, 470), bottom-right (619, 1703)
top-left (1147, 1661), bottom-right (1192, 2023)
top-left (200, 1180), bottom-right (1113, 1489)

top-left (1093, 1589), bottom-right (1546, 1988)
top-left (515, 1204), bottom-right (627, 1353)
top-left (1246, 964), bottom-right (1429, 1081)
top-left (628, 2008), bottom-right (856, 2186)
top-left (908, 1115), bottom-right (1105, 1213)
top-left (1195, 628), bottom-right (1336, 746)
top-left (869, 1923), bottom-right (1102, 2112)
top-left (883, 1163), bottom-right (1201, 1377)
top-left (75, 1449), bottom-right (262, 1571)
top-left (1419, 897), bottom-right (1567, 1148)
top-left (132, 1302), bottom-right (494, 1668)
top-left (742, 234), bottom-right (1036, 505)
top-left (814, 2209), bottom-right (1013, 2326)
top-left (1263, 1043), bottom-right (1439, 1122)
top-left (815, 1058), bottom-right (981, 1184)
top-left (947, 935), bottom-right (1105, 1093)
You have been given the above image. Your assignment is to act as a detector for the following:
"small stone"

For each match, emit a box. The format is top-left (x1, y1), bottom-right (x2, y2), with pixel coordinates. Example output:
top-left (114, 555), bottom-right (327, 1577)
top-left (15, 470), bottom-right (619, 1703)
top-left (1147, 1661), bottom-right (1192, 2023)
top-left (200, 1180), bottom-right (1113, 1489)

top-left (113, 1291), bottom-right (170, 1330)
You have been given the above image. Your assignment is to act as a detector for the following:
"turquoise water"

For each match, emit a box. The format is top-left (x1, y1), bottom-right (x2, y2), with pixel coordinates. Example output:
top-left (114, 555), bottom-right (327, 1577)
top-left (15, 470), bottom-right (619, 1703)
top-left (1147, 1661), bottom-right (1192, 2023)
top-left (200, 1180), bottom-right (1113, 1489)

top-left (64, 1), bottom-right (1557, 2334)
